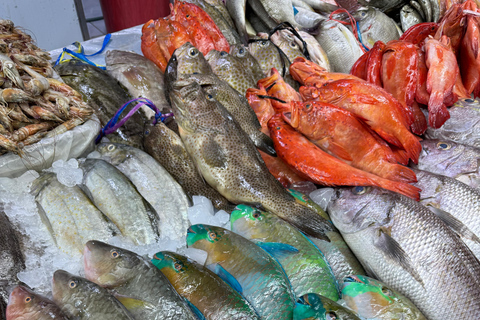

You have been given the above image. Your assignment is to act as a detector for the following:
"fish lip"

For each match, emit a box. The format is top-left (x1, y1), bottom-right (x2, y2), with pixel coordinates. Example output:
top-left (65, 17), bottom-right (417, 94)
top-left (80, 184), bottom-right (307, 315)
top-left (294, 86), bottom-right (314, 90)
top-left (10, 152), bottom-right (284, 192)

top-left (187, 226), bottom-right (196, 234)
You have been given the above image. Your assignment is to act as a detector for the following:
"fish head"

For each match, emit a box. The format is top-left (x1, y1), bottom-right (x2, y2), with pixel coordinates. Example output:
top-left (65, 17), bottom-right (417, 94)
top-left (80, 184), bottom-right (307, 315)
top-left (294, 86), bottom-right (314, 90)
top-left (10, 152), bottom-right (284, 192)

top-left (230, 204), bottom-right (272, 239)
top-left (186, 224), bottom-right (231, 265)
top-left (297, 293), bottom-right (360, 320)
top-left (327, 187), bottom-right (394, 234)
top-left (174, 42), bottom-right (212, 76)
top-left (230, 44), bottom-right (249, 59)
top-left (205, 49), bottom-right (232, 71)
top-left (282, 101), bottom-right (304, 129)
top-left (52, 270), bottom-right (96, 316)
top-left (96, 143), bottom-right (128, 166)
top-left (6, 286), bottom-right (44, 318)
top-left (152, 251), bottom-right (193, 280)
top-left (271, 30), bottom-right (304, 61)
top-left (83, 241), bottom-right (141, 288)
top-left (351, 7), bottom-right (374, 23)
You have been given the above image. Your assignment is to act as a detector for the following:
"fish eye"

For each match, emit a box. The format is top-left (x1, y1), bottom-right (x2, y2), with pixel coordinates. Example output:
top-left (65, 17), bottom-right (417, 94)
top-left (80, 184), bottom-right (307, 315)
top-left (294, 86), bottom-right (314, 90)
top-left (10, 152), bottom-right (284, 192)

top-left (206, 94), bottom-right (214, 100)
top-left (352, 186), bottom-right (368, 195)
top-left (144, 129), bottom-right (150, 135)
top-left (25, 296), bottom-right (32, 303)
top-left (326, 311), bottom-right (338, 320)
top-left (68, 280), bottom-right (77, 289)
top-left (381, 286), bottom-right (393, 296)
top-left (238, 48), bottom-right (245, 56)
top-left (189, 48), bottom-right (198, 57)
top-left (260, 40), bottom-right (268, 46)
top-left (208, 231), bottom-right (217, 240)
top-left (107, 144), bottom-right (115, 151)
top-left (174, 262), bottom-right (182, 270)
top-left (465, 98), bottom-right (475, 102)
top-left (111, 250), bottom-right (120, 258)
top-left (220, 51), bottom-right (228, 57)
top-left (361, 11), bottom-right (367, 17)
top-left (252, 210), bottom-right (262, 218)
top-left (186, 14), bottom-right (190, 18)
top-left (289, 42), bottom-right (297, 48)
top-left (436, 142), bottom-right (451, 150)
top-left (305, 104), bottom-right (311, 109)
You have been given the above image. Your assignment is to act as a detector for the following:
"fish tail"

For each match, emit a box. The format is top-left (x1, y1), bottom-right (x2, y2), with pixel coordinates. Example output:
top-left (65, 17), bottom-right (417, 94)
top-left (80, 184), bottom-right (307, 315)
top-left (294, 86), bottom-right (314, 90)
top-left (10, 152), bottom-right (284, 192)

top-left (379, 163), bottom-right (418, 183)
top-left (410, 102), bottom-right (428, 135)
top-left (397, 131), bottom-right (422, 164)
top-left (390, 146), bottom-right (409, 165)
top-left (428, 91), bottom-right (451, 128)
top-left (373, 177), bottom-right (421, 201)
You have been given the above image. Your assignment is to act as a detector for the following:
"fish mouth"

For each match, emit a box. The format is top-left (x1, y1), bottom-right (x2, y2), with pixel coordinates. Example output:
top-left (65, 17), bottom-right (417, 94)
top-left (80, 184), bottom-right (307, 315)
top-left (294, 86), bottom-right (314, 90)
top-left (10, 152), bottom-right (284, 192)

top-left (187, 226), bottom-right (196, 234)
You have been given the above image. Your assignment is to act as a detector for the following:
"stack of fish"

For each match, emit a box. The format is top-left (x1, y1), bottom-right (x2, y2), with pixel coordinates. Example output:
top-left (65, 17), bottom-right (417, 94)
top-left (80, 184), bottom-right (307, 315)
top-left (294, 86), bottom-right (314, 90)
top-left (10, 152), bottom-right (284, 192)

top-left (0, 20), bottom-right (93, 155)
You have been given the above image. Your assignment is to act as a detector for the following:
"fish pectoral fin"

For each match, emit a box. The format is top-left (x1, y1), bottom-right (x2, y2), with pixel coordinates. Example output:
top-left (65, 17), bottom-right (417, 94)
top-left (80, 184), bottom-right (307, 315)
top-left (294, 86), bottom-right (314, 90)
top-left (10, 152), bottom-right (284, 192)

top-left (201, 137), bottom-right (228, 168)
top-left (256, 242), bottom-right (300, 261)
top-left (214, 263), bottom-right (243, 294)
top-left (374, 228), bottom-right (424, 286)
top-left (428, 206), bottom-right (480, 244)
top-left (185, 298), bottom-right (206, 320)
top-left (322, 139), bottom-right (353, 162)
top-left (114, 295), bottom-right (154, 311)
top-left (256, 132), bottom-right (277, 157)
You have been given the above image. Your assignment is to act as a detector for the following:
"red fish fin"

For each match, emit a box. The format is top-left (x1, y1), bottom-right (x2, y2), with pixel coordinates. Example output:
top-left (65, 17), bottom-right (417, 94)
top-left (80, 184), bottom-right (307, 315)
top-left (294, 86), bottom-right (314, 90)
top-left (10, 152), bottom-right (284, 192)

top-left (376, 179), bottom-right (421, 201)
top-left (428, 91), bottom-right (451, 128)
top-left (410, 102), bottom-right (428, 135)
top-left (326, 141), bottom-right (353, 162)
top-left (373, 127), bottom-right (403, 149)
top-left (400, 133), bottom-right (422, 164)
top-left (382, 164), bottom-right (418, 183)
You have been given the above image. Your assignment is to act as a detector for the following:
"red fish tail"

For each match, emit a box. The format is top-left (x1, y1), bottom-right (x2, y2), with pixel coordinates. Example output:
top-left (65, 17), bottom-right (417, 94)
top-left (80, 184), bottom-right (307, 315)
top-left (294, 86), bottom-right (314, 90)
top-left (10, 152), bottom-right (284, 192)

top-left (379, 163), bottom-right (418, 183)
top-left (410, 102), bottom-right (427, 135)
top-left (376, 179), bottom-right (421, 201)
top-left (399, 132), bottom-right (422, 164)
top-left (428, 91), bottom-right (451, 128)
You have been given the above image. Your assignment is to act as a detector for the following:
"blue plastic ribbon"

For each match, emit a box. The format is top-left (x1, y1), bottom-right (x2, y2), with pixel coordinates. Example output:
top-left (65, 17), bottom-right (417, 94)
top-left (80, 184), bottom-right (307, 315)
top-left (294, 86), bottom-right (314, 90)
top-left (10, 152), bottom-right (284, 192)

top-left (54, 33), bottom-right (112, 69)
top-left (356, 22), bottom-right (370, 52)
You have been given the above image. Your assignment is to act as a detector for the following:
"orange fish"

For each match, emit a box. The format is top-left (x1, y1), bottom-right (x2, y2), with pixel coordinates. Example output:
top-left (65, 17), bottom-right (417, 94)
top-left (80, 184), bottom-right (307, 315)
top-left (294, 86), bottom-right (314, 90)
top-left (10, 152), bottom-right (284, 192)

top-left (459, 14), bottom-right (480, 96)
top-left (299, 79), bottom-right (421, 163)
top-left (415, 48), bottom-right (430, 105)
top-left (435, 3), bottom-right (466, 53)
top-left (425, 36), bottom-right (458, 128)
top-left (283, 101), bottom-right (417, 183)
top-left (365, 41), bottom-right (385, 87)
top-left (141, 20), bottom-right (168, 71)
top-left (257, 68), bottom-right (303, 113)
top-left (268, 115), bottom-right (421, 200)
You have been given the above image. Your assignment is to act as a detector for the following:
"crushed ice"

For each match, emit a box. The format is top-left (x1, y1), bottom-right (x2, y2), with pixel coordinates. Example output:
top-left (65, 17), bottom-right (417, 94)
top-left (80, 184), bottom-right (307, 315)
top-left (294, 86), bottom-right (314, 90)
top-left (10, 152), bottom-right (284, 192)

top-left (310, 188), bottom-right (336, 211)
top-left (49, 159), bottom-right (84, 187)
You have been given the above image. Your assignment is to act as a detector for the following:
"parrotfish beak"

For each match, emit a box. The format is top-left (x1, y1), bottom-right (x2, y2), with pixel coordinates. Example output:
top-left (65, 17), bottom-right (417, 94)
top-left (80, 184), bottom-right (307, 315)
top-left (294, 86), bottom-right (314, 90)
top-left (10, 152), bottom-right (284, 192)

top-left (230, 204), bottom-right (252, 226)
top-left (186, 224), bottom-right (206, 247)
top-left (151, 252), bottom-right (167, 270)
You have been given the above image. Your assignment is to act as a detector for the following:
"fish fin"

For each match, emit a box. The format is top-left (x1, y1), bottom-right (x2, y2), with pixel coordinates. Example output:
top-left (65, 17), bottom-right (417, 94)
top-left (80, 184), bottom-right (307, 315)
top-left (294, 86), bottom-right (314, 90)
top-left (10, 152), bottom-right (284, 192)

top-left (374, 228), bottom-right (424, 286)
top-left (428, 206), bottom-right (480, 244)
top-left (321, 139), bottom-right (353, 162)
top-left (214, 264), bottom-right (243, 294)
top-left (114, 295), bottom-right (154, 311)
top-left (428, 92), bottom-right (450, 128)
top-left (201, 137), bottom-right (227, 168)
top-left (256, 242), bottom-right (299, 260)
top-left (384, 164), bottom-right (418, 183)
top-left (410, 102), bottom-right (428, 135)
top-left (374, 127), bottom-right (404, 150)
top-left (256, 132), bottom-right (277, 156)
top-left (185, 298), bottom-right (206, 320)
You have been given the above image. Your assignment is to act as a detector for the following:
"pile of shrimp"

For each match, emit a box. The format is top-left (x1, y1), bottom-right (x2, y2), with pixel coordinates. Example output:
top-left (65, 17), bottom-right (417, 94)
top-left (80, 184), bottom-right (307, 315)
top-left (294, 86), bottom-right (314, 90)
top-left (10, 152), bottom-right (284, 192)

top-left (0, 19), bottom-right (92, 155)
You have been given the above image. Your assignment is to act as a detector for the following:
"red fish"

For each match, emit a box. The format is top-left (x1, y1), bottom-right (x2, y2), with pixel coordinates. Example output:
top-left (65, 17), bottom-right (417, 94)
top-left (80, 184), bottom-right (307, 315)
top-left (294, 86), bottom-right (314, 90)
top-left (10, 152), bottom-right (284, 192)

top-left (400, 22), bottom-right (439, 44)
top-left (459, 14), bottom-right (480, 95)
top-left (283, 101), bottom-right (417, 183)
top-left (365, 41), bottom-right (385, 87)
top-left (268, 115), bottom-right (421, 200)
top-left (350, 52), bottom-right (368, 80)
top-left (299, 79), bottom-right (421, 163)
top-left (257, 68), bottom-right (302, 113)
top-left (425, 36), bottom-right (458, 128)
top-left (415, 48), bottom-right (430, 105)
top-left (435, 4), bottom-right (466, 53)
top-left (141, 20), bottom-right (169, 71)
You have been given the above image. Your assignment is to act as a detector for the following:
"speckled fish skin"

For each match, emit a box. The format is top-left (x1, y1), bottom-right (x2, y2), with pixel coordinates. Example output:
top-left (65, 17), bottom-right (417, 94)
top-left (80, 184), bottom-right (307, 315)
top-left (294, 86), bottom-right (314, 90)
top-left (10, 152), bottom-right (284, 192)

top-left (6, 286), bottom-right (69, 320)
top-left (294, 293), bottom-right (361, 320)
top-left (230, 204), bottom-right (339, 301)
top-left (400, 4), bottom-right (424, 32)
top-left (30, 172), bottom-right (115, 255)
top-left (412, 169), bottom-right (480, 260)
top-left (351, 7), bottom-right (401, 49)
top-left (424, 98), bottom-right (480, 148)
top-left (83, 241), bottom-right (197, 320)
top-left (168, 76), bottom-right (338, 241)
top-left (270, 30), bottom-right (306, 63)
top-left (175, 43), bottom-right (214, 76)
top-left (178, 72), bottom-right (276, 156)
top-left (328, 186), bottom-right (480, 320)
top-left (341, 275), bottom-right (427, 320)
top-left (95, 142), bottom-right (190, 241)
top-left (78, 159), bottom-right (159, 245)
top-left (187, 224), bottom-right (295, 320)
top-left (105, 50), bottom-right (170, 119)
top-left (54, 59), bottom-right (146, 149)
top-left (314, 20), bottom-right (364, 73)
top-left (142, 121), bottom-right (233, 212)
top-left (205, 49), bottom-right (257, 95)
top-left (229, 44), bottom-right (265, 82)
top-left (52, 270), bottom-right (134, 320)
top-left (152, 251), bottom-right (261, 320)
top-left (413, 139), bottom-right (480, 189)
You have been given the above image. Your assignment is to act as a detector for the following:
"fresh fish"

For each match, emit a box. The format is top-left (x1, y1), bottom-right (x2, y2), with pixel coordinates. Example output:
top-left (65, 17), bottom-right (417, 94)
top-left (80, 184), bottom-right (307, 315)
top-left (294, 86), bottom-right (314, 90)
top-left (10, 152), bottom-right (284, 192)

top-left (95, 143), bottom-right (190, 241)
top-left (270, 30), bottom-right (306, 63)
top-left (424, 98), bottom-right (480, 147)
top-left (412, 169), bottom-right (480, 260)
top-left (294, 31), bottom-right (331, 72)
top-left (83, 241), bottom-right (197, 320)
top-left (351, 7), bottom-right (401, 49)
top-left (297, 0), bottom-right (339, 12)
top-left (401, 4), bottom-right (424, 32)
top-left (229, 44), bottom-right (265, 82)
top-left (173, 43), bottom-right (213, 76)
top-left (414, 139), bottom-right (480, 189)
top-left (105, 50), bottom-right (170, 118)
top-left (357, 0), bottom-right (409, 12)
top-left (168, 74), bottom-right (337, 241)
top-left (341, 275), bottom-right (427, 320)
top-left (254, 0), bottom-right (300, 28)
top-left (178, 72), bottom-right (276, 156)
top-left (143, 121), bottom-right (233, 212)
top-left (314, 20), bottom-right (364, 73)
top-left (293, 7), bottom-right (325, 30)
top-left (54, 60), bottom-right (147, 149)
top-left (327, 186), bottom-right (480, 320)
top-left (187, 224), bottom-right (295, 320)
top-left (52, 270), bottom-right (134, 320)
top-left (246, 0), bottom-right (278, 30)
top-left (31, 172), bottom-right (115, 255)
top-left (78, 159), bottom-right (159, 245)
top-left (294, 293), bottom-right (361, 320)
top-left (230, 204), bottom-right (339, 301)
top-left (226, 0), bottom-right (248, 43)
top-left (205, 49), bottom-right (257, 94)
top-left (6, 286), bottom-right (69, 320)
top-left (152, 251), bottom-right (260, 320)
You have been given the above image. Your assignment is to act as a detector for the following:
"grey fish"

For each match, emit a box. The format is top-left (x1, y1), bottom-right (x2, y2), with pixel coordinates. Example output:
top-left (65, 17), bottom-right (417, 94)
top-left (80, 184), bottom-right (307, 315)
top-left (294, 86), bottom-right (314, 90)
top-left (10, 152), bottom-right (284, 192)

top-left (294, 7), bottom-right (326, 29)
top-left (54, 60), bottom-right (147, 149)
top-left (357, 0), bottom-right (409, 13)
top-left (204, 0), bottom-right (236, 28)
top-left (6, 285), bottom-right (69, 320)
top-left (245, 5), bottom-right (270, 34)
top-left (143, 120), bottom-right (233, 212)
top-left (412, 169), bottom-right (480, 260)
top-left (416, 0), bottom-right (432, 22)
top-left (246, 0), bottom-right (278, 30)
top-left (78, 159), bottom-right (159, 245)
top-left (229, 44), bottom-right (265, 82)
top-left (401, 4), bottom-right (424, 32)
top-left (105, 50), bottom-right (170, 118)
top-left (179, 72), bottom-right (276, 156)
top-left (270, 30), bottom-right (306, 63)
top-left (314, 20), bottom-right (364, 73)
top-left (254, 0), bottom-right (300, 28)
top-left (31, 172), bottom-right (115, 255)
top-left (95, 143), bottom-right (190, 241)
top-left (167, 71), bottom-right (342, 241)
top-left (409, 1), bottom-right (426, 20)
top-left (52, 270), bottom-right (134, 320)
top-left (226, 0), bottom-right (248, 44)
top-left (414, 139), bottom-right (480, 189)
top-left (351, 7), bottom-right (401, 49)
top-left (83, 241), bottom-right (197, 320)
top-left (328, 186), bottom-right (480, 320)
top-left (424, 98), bottom-right (480, 148)
top-left (295, 31), bottom-right (331, 72)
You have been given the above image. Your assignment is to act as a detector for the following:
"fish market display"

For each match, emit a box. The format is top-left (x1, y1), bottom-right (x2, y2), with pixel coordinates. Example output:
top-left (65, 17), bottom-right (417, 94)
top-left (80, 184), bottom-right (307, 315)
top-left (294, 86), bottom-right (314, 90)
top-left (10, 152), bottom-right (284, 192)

top-left (152, 251), bottom-right (260, 320)
top-left (95, 143), bottom-right (190, 241)
top-left (328, 187), bottom-right (480, 319)
top-left (187, 224), bottom-right (295, 320)
top-left (294, 293), bottom-right (361, 320)
top-left (6, 286), bottom-right (68, 320)
top-left (341, 275), bottom-right (427, 320)
top-left (83, 241), bottom-right (197, 320)
top-left (350, 7), bottom-right (401, 48)
top-left (0, 20), bottom-right (93, 155)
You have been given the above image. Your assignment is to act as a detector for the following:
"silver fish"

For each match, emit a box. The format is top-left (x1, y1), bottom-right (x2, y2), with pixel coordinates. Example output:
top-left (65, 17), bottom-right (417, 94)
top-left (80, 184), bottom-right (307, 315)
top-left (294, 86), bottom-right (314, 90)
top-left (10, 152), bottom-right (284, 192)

top-left (351, 7), bottom-right (401, 49)
top-left (295, 31), bottom-right (331, 72)
top-left (300, 0), bottom-right (339, 12)
top-left (226, 0), bottom-right (248, 44)
top-left (247, 0), bottom-right (278, 30)
top-left (401, 4), bottom-right (424, 32)
top-left (293, 7), bottom-right (326, 29)
top-left (292, 0), bottom-right (315, 11)
top-left (252, 0), bottom-right (300, 28)
top-left (95, 143), bottom-right (190, 241)
top-left (328, 186), bottom-right (480, 320)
